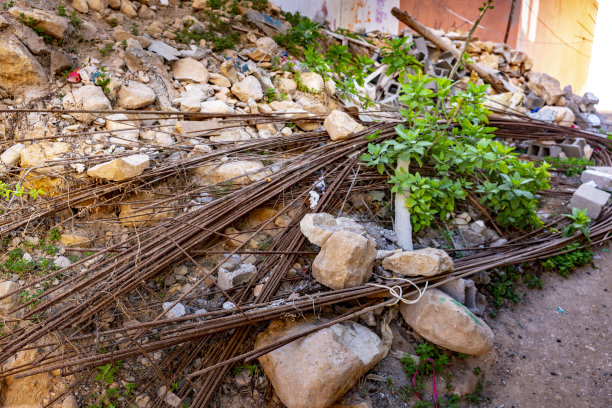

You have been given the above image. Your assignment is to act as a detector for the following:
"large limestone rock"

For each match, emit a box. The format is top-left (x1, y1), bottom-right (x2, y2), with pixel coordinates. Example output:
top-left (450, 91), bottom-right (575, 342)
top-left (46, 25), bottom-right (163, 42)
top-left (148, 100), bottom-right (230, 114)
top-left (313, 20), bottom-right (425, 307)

top-left (300, 213), bottom-right (369, 247)
top-left (277, 77), bottom-right (297, 95)
top-left (210, 127), bottom-right (252, 142)
top-left (382, 248), bottom-right (453, 277)
top-left (117, 81), bottom-right (156, 109)
top-left (0, 34), bottom-right (48, 98)
top-left (105, 113), bottom-right (140, 143)
top-left (231, 76), bottom-right (263, 102)
top-left (172, 58), bottom-right (209, 83)
top-left (87, 154), bottom-right (150, 181)
top-left (9, 7), bottom-right (71, 40)
top-left (323, 110), bottom-right (364, 141)
top-left (217, 264), bottom-right (257, 290)
top-left (62, 85), bottom-right (112, 123)
top-left (526, 71), bottom-right (563, 105)
top-left (312, 230), bottom-right (376, 290)
top-left (200, 100), bottom-right (233, 114)
top-left (255, 318), bottom-right (387, 408)
top-left (400, 288), bottom-right (494, 356)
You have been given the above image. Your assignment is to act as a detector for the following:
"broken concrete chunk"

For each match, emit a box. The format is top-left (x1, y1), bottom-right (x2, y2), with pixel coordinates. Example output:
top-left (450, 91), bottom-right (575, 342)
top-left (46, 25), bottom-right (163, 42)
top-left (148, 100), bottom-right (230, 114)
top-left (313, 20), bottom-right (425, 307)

top-left (581, 169), bottom-right (612, 190)
top-left (255, 318), bottom-right (387, 408)
top-left (217, 264), bottom-right (257, 290)
top-left (62, 85), bottom-right (112, 123)
top-left (87, 154), bottom-right (150, 182)
top-left (382, 248), bottom-right (453, 277)
top-left (299, 72), bottom-right (324, 93)
top-left (323, 110), bottom-right (364, 141)
top-left (400, 288), bottom-right (494, 356)
top-left (569, 183), bottom-right (610, 219)
top-left (161, 302), bottom-right (186, 319)
top-left (300, 213), bottom-right (368, 247)
top-left (312, 230), bottom-right (376, 290)
top-left (0, 280), bottom-right (20, 317)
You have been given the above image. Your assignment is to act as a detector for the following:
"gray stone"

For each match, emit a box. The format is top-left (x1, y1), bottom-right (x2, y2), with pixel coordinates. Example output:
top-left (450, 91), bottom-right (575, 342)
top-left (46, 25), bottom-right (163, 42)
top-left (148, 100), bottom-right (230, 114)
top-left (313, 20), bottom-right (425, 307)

top-left (148, 40), bottom-right (181, 61)
top-left (62, 85), bottom-right (112, 123)
top-left (439, 278), bottom-right (485, 315)
top-left (524, 92), bottom-right (545, 110)
top-left (300, 213), bottom-right (369, 247)
top-left (161, 302), bottom-right (186, 319)
top-left (117, 81), bottom-right (156, 109)
top-left (569, 183), bottom-right (610, 219)
top-left (54, 256), bottom-right (71, 269)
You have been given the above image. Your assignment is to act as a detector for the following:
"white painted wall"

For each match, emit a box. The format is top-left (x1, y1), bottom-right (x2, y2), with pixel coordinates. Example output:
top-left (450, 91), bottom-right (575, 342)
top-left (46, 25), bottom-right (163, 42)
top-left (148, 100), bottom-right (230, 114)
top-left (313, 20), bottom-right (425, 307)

top-left (272, 0), bottom-right (400, 34)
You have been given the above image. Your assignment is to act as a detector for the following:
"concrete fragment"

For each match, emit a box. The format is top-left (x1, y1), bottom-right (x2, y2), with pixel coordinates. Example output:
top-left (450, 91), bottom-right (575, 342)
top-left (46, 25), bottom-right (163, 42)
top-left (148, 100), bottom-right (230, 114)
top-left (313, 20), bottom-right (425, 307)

top-left (217, 264), bottom-right (257, 290)
top-left (299, 72), bottom-right (324, 93)
top-left (569, 183), bottom-right (610, 219)
top-left (1, 143), bottom-right (25, 166)
top-left (148, 39), bottom-right (181, 61)
top-left (161, 302), bottom-right (185, 319)
top-left (400, 288), bottom-right (494, 355)
top-left (231, 76), bottom-right (263, 102)
top-left (118, 81), bottom-right (156, 109)
top-left (255, 318), bottom-right (387, 408)
top-left (581, 169), bottom-right (612, 190)
top-left (526, 71), bottom-right (563, 105)
top-left (63, 85), bottom-right (112, 123)
top-left (312, 230), bottom-right (376, 290)
top-left (172, 58), bottom-right (209, 83)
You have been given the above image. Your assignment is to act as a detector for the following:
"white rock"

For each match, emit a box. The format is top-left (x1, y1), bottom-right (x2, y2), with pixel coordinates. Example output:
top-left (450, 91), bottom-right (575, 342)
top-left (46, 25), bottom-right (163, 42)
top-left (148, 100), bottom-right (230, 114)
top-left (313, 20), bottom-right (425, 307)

top-left (323, 110), bottom-right (364, 141)
top-left (62, 85), bottom-right (112, 123)
top-left (148, 39), bottom-right (181, 61)
top-left (172, 58), bottom-right (209, 83)
top-left (209, 72), bottom-right (231, 88)
top-left (72, 0), bottom-right (89, 14)
top-left (210, 127), bottom-right (252, 142)
top-left (300, 213), bottom-right (368, 247)
top-left (161, 302), bottom-right (186, 319)
top-left (54, 256), bottom-right (71, 269)
top-left (118, 81), bottom-right (156, 109)
top-left (157, 386), bottom-right (181, 407)
top-left (0, 281), bottom-right (20, 317)
top-left (105, 113), bottom-right (140, 143)
top-left (400, 288), bottom-right (494, 356)
top-left (299, 72), bottom-right (324, 93)
top-left (200, 100), bottom-right (233, 114)
top-left (231, 76), bottom-right (263, 102)
top-left (87, 154), bottom-right (150, 181)
top-left (1, 143), bottom-right (25, 166)
top-left (255, 318), bottom-right (387, 408)
top-left (277, 78), bottom-right (297, 95)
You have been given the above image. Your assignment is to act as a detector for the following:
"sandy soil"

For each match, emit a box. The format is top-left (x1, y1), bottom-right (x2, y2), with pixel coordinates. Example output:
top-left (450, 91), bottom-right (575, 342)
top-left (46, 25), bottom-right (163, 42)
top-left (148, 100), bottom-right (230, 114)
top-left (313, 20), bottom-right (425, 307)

top-left (484, 244), bottom-right (612, 408)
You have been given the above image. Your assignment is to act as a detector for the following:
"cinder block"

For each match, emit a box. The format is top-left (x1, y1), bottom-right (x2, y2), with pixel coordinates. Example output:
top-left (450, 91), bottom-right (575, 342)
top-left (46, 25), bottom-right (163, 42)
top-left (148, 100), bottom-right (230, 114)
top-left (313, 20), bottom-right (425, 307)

top-left (560, 138), bottom-right (587, 158)
top-left (581, 169), bottom-right (612, 190)
top-left (569, 183), bottom-right (610, 219)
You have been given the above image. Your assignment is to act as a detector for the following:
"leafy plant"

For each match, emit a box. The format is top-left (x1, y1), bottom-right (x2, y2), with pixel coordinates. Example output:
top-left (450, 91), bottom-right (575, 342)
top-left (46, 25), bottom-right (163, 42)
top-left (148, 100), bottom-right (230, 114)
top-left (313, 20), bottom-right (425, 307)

top-left (562, 208), bottom-right (590, 241)
top-left (108, 17), bottom-right (118, 28)
top-left (98, 43), bottom-right (114, 56)
top-left (57, 5), bottom-right (67, 17)
top-left (485, 267), bottom-right (520, 316)
top-left (524, 274), bottom-right (543, 289)
top-left (361, 69), bottom-right (550, 232)
top-left (94, 66), bottom-right (111, 94)
top-left (2, 1), bottom-right (14, 11)
top-left (0, 181), bottom-right (45, 201)
top-left (130, 22), bottom-right (139, 35)
top-left (542, 243), bottom-right (593, 278)
top-left (18, 12), bottom-right (54, 43)
top-left (70, 11), bottom-right (83, 29)
top-left (273, 13), bottom-right (322, 55)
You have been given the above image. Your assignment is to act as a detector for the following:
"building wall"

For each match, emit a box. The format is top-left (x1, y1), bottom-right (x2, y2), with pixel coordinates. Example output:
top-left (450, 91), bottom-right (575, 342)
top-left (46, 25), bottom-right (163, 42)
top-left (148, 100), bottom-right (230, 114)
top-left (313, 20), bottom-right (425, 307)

top-left (274, 0), bottom-right (597, 94)
top-left (273, 0), bottom-right (400, 33)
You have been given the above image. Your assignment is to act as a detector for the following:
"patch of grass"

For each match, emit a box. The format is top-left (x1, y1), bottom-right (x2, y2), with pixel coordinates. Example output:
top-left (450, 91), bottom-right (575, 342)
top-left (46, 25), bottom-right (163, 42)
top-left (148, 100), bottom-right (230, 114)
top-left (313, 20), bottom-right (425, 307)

top-left (108, 18), bottom-right (117, 28)
top-left (69, 11), bottom-right (83, 29)
top-left (524, 274), bottom-right (543, 289)
top-left (2, 1), bottom-right (14, 11)
top-left (57, 5), bottom-right (67, 17)
top-left (130, 22), bottom-right (139, 36)
top-left (174, 20), bottom-right (203, 44)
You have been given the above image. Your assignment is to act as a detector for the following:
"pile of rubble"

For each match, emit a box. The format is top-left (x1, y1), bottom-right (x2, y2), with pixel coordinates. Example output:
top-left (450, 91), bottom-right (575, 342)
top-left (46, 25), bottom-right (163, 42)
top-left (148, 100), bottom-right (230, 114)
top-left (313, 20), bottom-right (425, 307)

top-left (0, 2), bottom-right (609, 408)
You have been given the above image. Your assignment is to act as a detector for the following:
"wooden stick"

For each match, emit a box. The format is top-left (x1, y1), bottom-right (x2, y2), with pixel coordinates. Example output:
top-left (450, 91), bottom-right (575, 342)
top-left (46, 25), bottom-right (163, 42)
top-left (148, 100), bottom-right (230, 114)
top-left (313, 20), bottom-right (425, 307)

top-left (390, 7), bottom-right (510, 94)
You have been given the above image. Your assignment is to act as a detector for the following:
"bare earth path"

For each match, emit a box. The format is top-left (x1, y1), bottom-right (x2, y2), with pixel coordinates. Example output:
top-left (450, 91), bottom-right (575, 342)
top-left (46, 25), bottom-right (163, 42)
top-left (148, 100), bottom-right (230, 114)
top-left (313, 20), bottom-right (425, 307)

top-left (485, 244), bottom-right (612, 408)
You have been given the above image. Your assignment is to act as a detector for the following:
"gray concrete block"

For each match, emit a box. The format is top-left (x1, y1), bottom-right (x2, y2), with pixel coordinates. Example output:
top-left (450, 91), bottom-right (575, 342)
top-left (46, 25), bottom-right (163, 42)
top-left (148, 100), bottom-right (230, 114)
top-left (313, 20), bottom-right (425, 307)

top-left (581, 169), bottom-right (612, 190)
top-left (560, 137), bottom-right (587, 158)
top-left (569, 183), bottom-right (610, 219)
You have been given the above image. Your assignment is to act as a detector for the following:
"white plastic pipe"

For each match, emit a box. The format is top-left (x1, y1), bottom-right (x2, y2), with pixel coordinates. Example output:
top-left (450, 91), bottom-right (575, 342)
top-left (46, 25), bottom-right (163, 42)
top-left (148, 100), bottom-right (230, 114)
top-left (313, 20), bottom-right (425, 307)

top-left (395, 158), bottom-right (413, 250)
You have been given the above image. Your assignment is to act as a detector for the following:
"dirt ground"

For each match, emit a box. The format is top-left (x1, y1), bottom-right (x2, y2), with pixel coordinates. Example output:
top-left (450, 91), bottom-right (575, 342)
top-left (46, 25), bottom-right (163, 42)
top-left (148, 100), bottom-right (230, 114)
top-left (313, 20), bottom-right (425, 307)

top-left (485, 244), bottom-right (612, 408)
